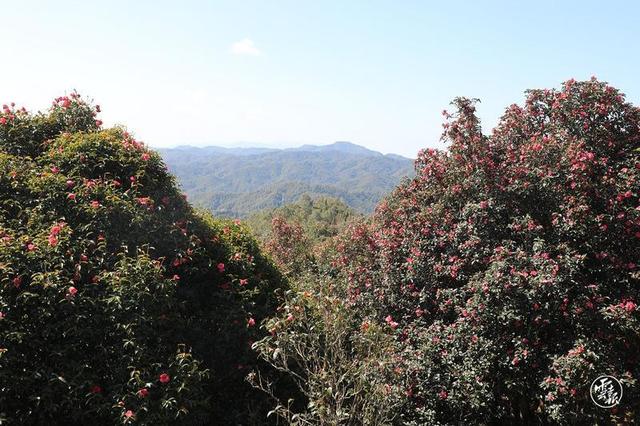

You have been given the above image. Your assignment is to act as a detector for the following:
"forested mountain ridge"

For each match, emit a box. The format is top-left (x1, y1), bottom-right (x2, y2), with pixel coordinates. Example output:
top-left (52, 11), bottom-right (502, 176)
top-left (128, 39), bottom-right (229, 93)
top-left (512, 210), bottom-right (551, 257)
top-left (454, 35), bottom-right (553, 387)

top-left (158, 142), bottom-right (413, 217)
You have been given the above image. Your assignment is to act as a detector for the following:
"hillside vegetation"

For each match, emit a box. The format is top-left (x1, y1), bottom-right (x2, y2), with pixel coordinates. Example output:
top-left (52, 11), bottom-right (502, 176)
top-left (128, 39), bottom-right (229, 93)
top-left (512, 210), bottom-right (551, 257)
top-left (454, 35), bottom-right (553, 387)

top-left (159, 142), bottom-right (413, 217)
top-left (0, 95), bottom-right (286, 424)
top-left (253, 79), bottom-right (640, 424)
top-left (1, 79), bottom-right (639, 425)
top-left (246, 194), bottom-right (360, 243)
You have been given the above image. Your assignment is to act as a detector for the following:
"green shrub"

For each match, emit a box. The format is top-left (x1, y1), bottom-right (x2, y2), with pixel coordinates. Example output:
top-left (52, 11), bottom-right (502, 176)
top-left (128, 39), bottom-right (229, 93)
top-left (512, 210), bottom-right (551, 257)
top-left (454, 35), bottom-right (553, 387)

top-left (268, 79), bottom-right (640, 424)
top-left (0, 94), bottom-right (285, 424)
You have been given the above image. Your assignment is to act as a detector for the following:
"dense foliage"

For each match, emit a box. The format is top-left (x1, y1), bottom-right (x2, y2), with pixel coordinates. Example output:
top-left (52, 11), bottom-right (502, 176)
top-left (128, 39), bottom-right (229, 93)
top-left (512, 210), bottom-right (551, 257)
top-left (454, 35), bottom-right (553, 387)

top-left (246, 195), bottom-right (360, 243)
top-left (159, 143), bottom-right (413, 217)
top-left (3, 78), bottom-right (638, 425)
top-left (255, 79), bottom-right (640, 424)
top-left (0, 94), bottom-right (285, 424)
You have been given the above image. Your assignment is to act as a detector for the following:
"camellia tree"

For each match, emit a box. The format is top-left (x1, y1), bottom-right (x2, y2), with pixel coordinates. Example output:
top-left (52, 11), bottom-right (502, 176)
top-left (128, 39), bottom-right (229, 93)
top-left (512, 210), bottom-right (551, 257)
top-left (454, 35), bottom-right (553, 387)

top-left (257, 79), bottom-right (639, 424)
top-left (0, 94), bottom-right (285, 424)
top-left (346, 78), bottom-right (640, 424)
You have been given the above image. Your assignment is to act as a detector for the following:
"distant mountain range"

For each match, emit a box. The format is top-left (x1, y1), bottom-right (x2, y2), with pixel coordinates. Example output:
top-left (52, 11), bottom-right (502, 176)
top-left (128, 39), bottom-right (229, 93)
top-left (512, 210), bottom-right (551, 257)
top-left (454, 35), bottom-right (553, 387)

top-left (158, 142), bottom-right (414, 217)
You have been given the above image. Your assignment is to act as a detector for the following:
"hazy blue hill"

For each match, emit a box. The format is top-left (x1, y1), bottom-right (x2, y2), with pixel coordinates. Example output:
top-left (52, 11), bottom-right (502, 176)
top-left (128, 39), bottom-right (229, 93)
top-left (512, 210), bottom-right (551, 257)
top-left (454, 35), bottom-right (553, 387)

top-left (285, 141), bottom-right (383, 156)
top-left (158, 142), bottom-right (414, 217)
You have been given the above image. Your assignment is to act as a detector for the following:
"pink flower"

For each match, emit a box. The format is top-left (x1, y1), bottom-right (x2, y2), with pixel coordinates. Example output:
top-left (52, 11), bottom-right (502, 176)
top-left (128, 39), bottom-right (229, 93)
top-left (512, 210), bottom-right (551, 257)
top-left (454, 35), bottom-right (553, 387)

top-left (159, 373), bottom-right (170, 384)
top-left (27, 243), bottom-right (37, 252)
top-left (48, 235), bottom-right (58, 246)
top-left (12, 276), bottom-right (22, 288)
top-left (67, 286), bottom-right (78, 297)
top-left (239, 278), bottom-right (248, 286)
top-left (247, 317), bottom-right (256, 327)
top-left (479, 200), bottom-right (488, 209)
top-left (624, 301), bottom-right (636, 313)
top-left (171, 274), bottom-right (180, 281)
top-left (67, 193), bottom-right (76, 201)
top-left (90, 200), bottom-right (101, 209)
top-left (124, 410), bottom-right (134, 419)
top-left (438, 390), bottom-right (448, 400)
top-left (136, 197), bottom-right (151, 206)
top-left (217, 262), bottom-right (225, 273)
top-left (141, 153), bottom-right (150, 161)
top-left (137, 388), bottom-right (149, 398)
top-left (50, 166), bottom-right (60, 174)
top-left (385, 315), bottom-right (399, 329)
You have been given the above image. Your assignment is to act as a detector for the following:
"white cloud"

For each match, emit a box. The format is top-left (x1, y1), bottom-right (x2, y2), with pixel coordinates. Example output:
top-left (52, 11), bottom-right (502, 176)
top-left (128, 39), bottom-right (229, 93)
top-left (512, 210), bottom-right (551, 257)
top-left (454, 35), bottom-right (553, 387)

top-left (230, 38), bottom-right (262, 56)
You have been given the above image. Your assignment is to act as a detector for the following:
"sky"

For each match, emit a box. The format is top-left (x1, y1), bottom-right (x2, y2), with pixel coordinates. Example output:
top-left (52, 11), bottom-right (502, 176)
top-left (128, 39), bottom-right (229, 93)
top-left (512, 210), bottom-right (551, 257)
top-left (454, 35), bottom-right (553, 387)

top-left (0, 0), bottom-right (638, 158)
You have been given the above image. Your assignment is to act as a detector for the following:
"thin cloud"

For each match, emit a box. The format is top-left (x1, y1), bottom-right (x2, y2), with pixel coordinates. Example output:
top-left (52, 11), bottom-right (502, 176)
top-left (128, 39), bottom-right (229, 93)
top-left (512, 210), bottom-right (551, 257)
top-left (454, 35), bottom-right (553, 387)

top-left (230, 38), bottom-right (262, 56)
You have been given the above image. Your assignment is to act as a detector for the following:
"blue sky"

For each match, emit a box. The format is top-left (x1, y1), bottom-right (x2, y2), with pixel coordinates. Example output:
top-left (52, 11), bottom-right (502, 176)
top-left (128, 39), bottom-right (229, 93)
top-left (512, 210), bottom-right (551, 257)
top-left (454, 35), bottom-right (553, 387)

top-left (0, 0), bottom-right (638, 158)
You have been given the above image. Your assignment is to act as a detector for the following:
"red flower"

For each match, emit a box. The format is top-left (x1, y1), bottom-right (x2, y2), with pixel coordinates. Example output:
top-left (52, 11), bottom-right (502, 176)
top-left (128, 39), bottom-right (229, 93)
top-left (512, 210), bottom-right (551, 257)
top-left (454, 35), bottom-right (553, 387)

top-left (137, 388), bottom-right (149, 398)
top-left (90, 385), bottom-right (102, 394)
top-left (48, 235), bottom-right (58, 246)
top-left (624, 301), bottom-right (636, 313)
top-left (159, 373), bottom-right (170, 384)
top-left (141, 152), bottom-right (150, 161)
top-left (247, 317), bottom-right (256, 327)
top-left (385, 315), bottom-right (399, 329)
top-left (67, 193), bottom-right (76, 201)
top-left (438, 390), bottom-right (448, 400)
top-left (217, 262), bottom-right (225, 273)
top-left (67, 286), bottom-right (78, 297)
top-left (12, 276), bottom-right (22, 288)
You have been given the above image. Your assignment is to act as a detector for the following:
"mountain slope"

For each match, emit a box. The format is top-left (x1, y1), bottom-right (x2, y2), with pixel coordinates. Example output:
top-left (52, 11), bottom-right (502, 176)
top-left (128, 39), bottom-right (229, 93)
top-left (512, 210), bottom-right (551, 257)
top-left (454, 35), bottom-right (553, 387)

top-left (159, 142), bottom-right (414, 217)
